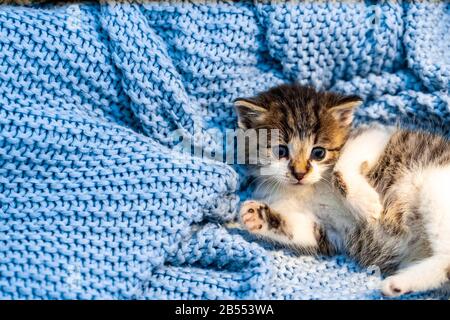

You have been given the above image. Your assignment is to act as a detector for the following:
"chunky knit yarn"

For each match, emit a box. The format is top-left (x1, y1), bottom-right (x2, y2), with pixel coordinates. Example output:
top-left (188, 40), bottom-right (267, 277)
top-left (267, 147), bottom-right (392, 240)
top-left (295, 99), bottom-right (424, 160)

top-left (0, 1), bottom-right (449, 299)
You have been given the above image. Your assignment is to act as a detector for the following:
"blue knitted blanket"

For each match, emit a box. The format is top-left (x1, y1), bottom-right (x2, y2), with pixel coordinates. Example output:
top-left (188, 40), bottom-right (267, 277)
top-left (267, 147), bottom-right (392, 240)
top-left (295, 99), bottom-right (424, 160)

top-left (0, 1), bottom-right (449, 300)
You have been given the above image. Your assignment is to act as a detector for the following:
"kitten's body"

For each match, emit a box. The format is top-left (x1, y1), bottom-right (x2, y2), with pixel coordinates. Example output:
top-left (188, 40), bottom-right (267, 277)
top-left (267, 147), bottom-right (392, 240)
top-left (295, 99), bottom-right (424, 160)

top-left (339, 126), bottom-right (450, 295)
top-left (235, 84), bottom-right (450, 297)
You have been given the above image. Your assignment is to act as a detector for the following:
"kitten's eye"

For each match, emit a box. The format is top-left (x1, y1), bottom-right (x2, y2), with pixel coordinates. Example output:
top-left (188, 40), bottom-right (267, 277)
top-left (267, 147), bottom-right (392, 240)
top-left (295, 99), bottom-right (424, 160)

top-left (272, 145), bottom-right (289, 159)
top-left (310, 147), bottom-right (326, 161)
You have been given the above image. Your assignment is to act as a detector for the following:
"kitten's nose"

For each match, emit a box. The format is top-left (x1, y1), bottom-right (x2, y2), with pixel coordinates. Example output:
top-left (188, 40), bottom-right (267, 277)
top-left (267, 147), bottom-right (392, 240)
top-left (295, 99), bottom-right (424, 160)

top-left (292, 171), bottom-right (306, 182)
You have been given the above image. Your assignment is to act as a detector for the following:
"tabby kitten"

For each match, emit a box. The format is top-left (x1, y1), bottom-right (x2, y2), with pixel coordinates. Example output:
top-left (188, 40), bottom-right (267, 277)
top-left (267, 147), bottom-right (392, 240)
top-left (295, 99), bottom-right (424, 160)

top-left (235, 83), bottom-right (450, 297)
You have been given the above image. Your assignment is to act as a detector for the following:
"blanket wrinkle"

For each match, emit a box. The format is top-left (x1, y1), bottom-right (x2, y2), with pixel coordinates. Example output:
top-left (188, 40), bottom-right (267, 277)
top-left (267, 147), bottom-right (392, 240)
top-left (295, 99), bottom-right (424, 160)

top-left (0, 1), bottom-right (449, 299)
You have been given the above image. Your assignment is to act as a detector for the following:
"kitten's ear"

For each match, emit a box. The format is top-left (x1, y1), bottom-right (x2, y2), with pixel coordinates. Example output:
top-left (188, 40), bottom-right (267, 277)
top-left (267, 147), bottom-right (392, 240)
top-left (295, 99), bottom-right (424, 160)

top-left (234, 98), bottom-right (267, 129)
top-left (328, 96), bottom-right (362, 126)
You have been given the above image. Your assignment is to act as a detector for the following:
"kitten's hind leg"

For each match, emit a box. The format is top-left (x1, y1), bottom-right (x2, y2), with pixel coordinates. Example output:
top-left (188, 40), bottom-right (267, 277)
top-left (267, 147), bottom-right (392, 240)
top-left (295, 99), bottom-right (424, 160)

top-left (240, 200), bottom-right (333, 254)
top-left (332, 127), bottom-right (393, 221)
top-left (381, 255), bottom-right (450, 297)
top-left (382, 167), bottom-right (450, 296)
top-left (332, 169), bottom-right (383, 221)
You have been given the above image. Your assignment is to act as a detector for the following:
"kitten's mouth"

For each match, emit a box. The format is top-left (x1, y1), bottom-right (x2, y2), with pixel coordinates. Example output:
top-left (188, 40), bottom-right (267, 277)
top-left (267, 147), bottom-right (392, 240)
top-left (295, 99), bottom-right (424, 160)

top-left (291, 178), bottom-right (315, 186)
top-left (284, 174), bottom-right (313, 186)
top-left (287, 178), bottom-right (305, 186)
top-left (285, 175), bottom-right (305, 185)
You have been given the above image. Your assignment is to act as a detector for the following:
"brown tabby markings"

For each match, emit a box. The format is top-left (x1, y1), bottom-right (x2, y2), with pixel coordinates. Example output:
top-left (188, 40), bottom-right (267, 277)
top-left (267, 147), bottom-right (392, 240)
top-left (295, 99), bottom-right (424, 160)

top-left (255, 206), bottom-right (263, 220)
top-left (365, 130), bottom-right (450, 233)
top-left (313, 223), bottom-right (335, 255)
top-left (360, 161), bottom-right (369, 175)
top-left (257, 204), bottom-right (293, 239)
top-left (344, 222), bottom-right (407, 274)
top-left (289, 137), bottom-right (313, 176)
top-left (367, 131), bottom-right (450, 197)
top-left (235, 84), bottom-right (361, 174)
top-left (382, 189), bottom-right (410, 234)
top-left (315, 113), bottom-right (348, 166)
top-left (343, 129), bottom-right (447, 271)
top-left (332, 171), bottom-right (348, 197)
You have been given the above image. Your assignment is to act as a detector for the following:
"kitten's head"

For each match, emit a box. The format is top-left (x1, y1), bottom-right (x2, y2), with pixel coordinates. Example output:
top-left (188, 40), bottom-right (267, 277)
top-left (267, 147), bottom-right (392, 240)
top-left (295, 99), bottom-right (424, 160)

top-left (235, 84), bottom-right (361, 187)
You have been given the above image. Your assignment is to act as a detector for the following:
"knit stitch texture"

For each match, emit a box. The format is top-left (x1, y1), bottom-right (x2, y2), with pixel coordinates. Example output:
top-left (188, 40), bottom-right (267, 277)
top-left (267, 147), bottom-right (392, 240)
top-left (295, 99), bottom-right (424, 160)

top-left (0, 1), bottom-right (449, 300)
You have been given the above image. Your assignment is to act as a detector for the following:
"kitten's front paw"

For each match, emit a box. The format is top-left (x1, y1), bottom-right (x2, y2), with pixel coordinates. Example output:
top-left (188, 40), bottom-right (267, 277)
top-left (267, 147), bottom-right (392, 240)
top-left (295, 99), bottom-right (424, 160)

top-left (240, 201), bottom-right (268, 233)
top-left (381, 275), bottom-right (413, 297)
